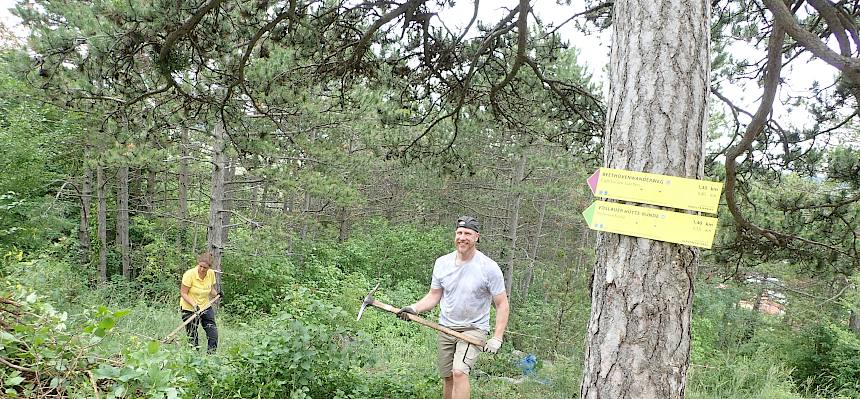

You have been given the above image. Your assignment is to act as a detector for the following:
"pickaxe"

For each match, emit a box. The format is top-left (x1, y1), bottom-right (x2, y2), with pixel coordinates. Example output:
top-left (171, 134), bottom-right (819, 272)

top-left (357, 283), bottom-right (486, 348)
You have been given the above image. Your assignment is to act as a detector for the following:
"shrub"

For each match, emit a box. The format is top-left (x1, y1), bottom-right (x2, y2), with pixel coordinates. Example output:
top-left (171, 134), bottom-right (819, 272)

top-left (787, 323), bottom-right (860, 397)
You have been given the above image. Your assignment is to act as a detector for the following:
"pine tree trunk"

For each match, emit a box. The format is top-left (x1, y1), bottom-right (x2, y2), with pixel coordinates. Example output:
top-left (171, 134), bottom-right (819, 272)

top-left (96, 165), bottom-right (108, 282)
top-left (177, 128), bottom-right (190, 251)
top-left (580, 0), bottom-right (710, 397)
top-left (78, 168), bottom-right (92, 265)
top-left (850, 310), bottom-right (860, 335)
top-left (206, 122), bottom-right (229, 279)
top-left (504, 153), bottom-right (526, 295)
top-left (300, 191), bottom-right (311, 240)
top-left (117, 166), bottom-right (131, 279)
top-left (521, 191), bottom-right (547, 300)
top-left (145, 168), bottom-right (157, 213)
top-left (337, 206), bottom-right (350, 242)
top-left (220, 164), bottom-right (236, 272)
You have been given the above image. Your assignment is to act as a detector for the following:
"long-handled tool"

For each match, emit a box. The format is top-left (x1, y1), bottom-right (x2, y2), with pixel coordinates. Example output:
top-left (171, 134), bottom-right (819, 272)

top-left (163, 295), bottom-right (221, 343)
top-left (357, 283), bottom-right (486, 348)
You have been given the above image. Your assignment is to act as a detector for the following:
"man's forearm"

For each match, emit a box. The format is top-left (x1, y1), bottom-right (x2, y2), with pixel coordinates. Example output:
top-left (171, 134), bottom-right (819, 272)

top-left (492, 301), bottom-right (510, 340)
top-left (411, 289), bottom-right (442, 313)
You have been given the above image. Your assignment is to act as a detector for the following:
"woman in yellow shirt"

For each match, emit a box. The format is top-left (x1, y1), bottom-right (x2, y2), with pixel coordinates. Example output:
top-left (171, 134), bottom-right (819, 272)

top-left (179, 252), bottom-right (222, 353)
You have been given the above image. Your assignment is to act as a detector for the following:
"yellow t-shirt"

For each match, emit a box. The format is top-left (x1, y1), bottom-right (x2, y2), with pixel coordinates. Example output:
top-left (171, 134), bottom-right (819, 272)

top-left (180, 267), bottom-right (216, 311)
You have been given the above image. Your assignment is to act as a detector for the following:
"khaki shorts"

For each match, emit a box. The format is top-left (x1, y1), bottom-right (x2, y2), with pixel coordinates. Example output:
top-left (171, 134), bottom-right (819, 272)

top-left (437, 329), bottom-right (487, 378)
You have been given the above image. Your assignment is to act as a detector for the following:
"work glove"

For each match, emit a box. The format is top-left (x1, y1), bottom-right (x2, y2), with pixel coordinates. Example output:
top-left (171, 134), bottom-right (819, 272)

top-left (193, 304), bottom-right (200, 314)
top-left (484, 337), bottom-right (503, 354)
top-left (217, 290), bottom-right (225, 301)
top-left (397, 305), bottom-right (417, 321)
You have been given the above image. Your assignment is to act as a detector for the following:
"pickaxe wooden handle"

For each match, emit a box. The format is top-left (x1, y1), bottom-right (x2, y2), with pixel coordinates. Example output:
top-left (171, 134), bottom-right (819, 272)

top-left (163, 295), bottom-right (221, 343)
top-left (364, 299), bottom-right (486, 348)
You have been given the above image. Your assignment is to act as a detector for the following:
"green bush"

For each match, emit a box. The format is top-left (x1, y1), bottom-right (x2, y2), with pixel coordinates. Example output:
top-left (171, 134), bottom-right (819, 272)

top-left (787, 323), bottom-right (860, 397)
top-left (688, 283), bottom-right (799, 399)
top-left (188, 302), bottom-right (437, 398)
top-left (331, 219), bottom-right (450, 284)
top-left (221, 251), bottom-right (297, 318)
top-left (0, 284), bottom-right (137, 398)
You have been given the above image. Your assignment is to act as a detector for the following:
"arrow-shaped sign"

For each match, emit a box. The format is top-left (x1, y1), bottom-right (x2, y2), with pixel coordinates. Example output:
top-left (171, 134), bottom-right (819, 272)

top-left (582, 200), bottom-right (719, 249)
top-left (587, 168), bottom-right (723, 214)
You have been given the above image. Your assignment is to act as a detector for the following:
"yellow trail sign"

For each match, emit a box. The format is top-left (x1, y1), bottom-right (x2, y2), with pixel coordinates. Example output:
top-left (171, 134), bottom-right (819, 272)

top-left (587, 167), bottom-right (723, 213)
top-left (582, 201), bottom-right (719, 249)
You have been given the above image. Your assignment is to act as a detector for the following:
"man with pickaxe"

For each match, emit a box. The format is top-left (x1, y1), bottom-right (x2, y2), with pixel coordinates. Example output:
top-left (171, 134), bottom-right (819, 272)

top-left (398, 216), bottom-right (509, 399)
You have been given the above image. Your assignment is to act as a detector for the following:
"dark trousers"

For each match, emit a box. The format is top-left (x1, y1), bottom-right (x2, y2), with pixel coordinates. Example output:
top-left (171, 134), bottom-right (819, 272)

top-left (181, 307), bottom-right (218, 353)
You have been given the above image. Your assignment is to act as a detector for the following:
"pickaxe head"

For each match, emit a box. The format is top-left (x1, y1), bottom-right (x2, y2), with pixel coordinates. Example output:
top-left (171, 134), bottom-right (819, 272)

top-left (356, 282), bottom-right (381, 321)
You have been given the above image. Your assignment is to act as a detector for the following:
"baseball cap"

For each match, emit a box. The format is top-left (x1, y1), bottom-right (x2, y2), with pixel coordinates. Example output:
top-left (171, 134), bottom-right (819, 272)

top-left (456, 216), bottom-right (480, 233)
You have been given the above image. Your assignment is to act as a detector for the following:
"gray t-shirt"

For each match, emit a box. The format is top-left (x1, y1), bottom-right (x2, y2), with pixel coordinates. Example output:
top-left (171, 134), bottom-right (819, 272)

top-left (431, 250), bottom-right (506, 332)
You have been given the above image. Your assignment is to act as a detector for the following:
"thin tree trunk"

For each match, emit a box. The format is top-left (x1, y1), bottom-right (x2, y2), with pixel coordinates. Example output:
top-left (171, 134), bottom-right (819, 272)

top-left (257, 184), bottom-right (268, 220)
top-left (545, 219), bottom-right (566, 303)
top-left (78, 168), bottom-right (92, 265)
top-left (220, 164), bottom-right (236, 272)
top-left (96, 165), bottom-right (108, 282)
top-left (850, 310), bottom-right (860, 335)
top-left (206, 122), bottom-right (229, 288)
top-left (192, 179), bottom-right (202, 255)
top-left (337, 206), bottom-right (350, 242)
top-left (300, 191), bottom-right (311, 240)
top-left (504, 152), bottom-right (526, 295)
top-left (117, 166), bottom-right (131, 279)
top-left (521, 190), bottom-right (548, 300)
top-left (581, 1), bottom-right (710, 397)
top-left (177, 128), bottom-right (190, 251)
top-left (145, 168), bottom-right (157, 213)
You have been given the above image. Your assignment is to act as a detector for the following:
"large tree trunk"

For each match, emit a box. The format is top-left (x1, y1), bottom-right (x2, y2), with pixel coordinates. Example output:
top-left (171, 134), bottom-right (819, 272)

top-left (117, 166), bottom-right (131, 279)
top-left (177, 128), bottom-right (190, 251)
top-left (96, 165), bottom-right (108, 282)
top-left (580, 1), bottom-right (710, 397)
top-left (78, 168), bottom-right (92, 266)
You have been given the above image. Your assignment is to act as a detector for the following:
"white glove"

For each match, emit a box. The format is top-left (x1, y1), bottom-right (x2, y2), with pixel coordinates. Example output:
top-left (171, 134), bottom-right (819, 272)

top-left (484, 337), bottom-right (502, 354)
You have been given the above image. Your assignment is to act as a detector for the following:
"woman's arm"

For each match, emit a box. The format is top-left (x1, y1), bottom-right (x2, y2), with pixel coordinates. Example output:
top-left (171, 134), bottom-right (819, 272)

top-left (180, 284), bottom-right (196, 307)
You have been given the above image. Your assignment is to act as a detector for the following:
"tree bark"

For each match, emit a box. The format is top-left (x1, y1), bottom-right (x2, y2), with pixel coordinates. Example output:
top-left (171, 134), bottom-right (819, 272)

top-left (504, 152), bottom-right (526, 296)
top-left (580, 0), bottom-right (710, 397)
top-left (96, 165), bottom-right (108, 282)
top-left (78, 168), bottom-right (92, 266)
top-left (177, 128), bottom-right (190, 251)
top-left (206, 122), bottom-right (229, 283)
top-left (145, 168), bottom-right (157, 213)
top-left (220, 164), bottom-right (236, 269)
top-left (337, 206), bottom-right (350, 242)
top-left (300, 191), bottom-right (311, 240)
top-left (117, 166), bottom-right (131, 279)
top-left (521, 190), bottom-right (547, 300)
top-left (850, 310), bottom-right (860, 335)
